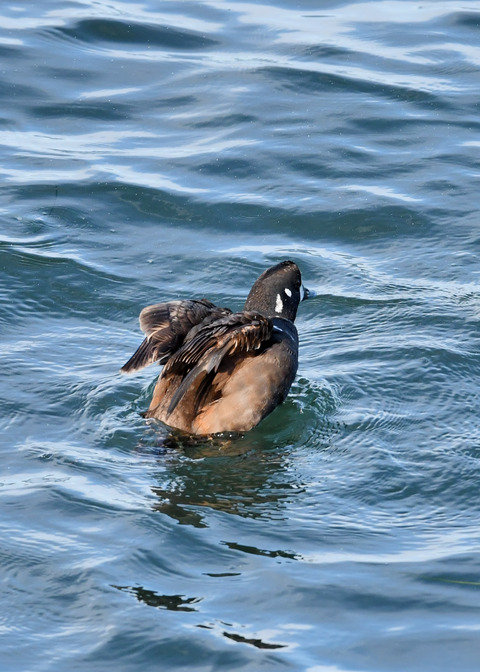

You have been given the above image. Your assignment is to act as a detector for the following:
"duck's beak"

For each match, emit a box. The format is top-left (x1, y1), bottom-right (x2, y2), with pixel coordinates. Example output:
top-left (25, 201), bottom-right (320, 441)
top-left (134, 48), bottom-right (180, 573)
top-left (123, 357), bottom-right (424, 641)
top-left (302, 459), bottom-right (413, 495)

top-left (301, 284), bottom-right (315, 300)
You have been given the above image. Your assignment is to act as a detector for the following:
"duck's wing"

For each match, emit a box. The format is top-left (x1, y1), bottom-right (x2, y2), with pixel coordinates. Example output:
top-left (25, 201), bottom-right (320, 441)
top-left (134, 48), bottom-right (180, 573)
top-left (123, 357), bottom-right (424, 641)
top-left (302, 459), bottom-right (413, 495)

top-left (163, 311), bottom-right (273, 416)
top-left (121, 299), bottom-right (231, 373)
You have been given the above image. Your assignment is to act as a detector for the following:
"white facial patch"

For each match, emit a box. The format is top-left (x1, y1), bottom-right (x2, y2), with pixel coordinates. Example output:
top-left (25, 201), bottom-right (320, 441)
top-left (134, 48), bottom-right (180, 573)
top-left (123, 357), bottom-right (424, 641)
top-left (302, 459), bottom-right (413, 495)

top-left (299, 284), bottom-right (305, 301)
top-left (284, 288), bottom-right (292, 297)
top-left (275, 293), bottom-right (283, 313)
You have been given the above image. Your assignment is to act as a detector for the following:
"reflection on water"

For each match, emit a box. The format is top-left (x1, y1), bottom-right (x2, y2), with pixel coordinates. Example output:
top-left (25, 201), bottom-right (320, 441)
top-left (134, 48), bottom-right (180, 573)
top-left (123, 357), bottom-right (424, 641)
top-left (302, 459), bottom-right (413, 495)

top-left (113, 586), bottom-right (289, 651)
top-left (150, 431), bottom-right (304, 527)
top-left (113, 585), bottom-right (203, 612)
top-left (147, 380), bottom-right (336, 527)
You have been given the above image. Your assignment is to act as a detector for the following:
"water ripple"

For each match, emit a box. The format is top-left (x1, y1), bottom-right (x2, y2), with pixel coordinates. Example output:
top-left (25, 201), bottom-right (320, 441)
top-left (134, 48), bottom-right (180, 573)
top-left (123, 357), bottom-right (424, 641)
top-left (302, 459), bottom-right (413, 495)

top-left (57, 18), bottom-right (219, 49)
top-left (2, 1), bottom-right (480, 670)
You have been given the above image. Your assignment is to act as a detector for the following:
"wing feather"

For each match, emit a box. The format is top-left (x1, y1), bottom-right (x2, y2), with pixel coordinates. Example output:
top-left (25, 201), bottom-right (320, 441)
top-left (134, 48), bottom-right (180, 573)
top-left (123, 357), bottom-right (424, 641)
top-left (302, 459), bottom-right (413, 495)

top-left (164, 311), bottom-right (273, 415)
top-left (121, 299), bottom-right (230, 373)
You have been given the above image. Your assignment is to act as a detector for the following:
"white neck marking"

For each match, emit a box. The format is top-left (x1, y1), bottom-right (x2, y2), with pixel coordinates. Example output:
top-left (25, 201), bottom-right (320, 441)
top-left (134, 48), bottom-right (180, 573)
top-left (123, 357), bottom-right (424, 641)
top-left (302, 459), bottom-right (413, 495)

top-left (275, 293), bottom-right (283, 313)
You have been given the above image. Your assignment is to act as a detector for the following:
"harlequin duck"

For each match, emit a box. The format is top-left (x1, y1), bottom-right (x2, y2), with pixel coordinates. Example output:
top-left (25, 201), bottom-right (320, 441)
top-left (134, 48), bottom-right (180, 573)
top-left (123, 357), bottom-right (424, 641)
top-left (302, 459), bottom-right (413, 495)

top-left (121, 260), bottom-right (312, 435)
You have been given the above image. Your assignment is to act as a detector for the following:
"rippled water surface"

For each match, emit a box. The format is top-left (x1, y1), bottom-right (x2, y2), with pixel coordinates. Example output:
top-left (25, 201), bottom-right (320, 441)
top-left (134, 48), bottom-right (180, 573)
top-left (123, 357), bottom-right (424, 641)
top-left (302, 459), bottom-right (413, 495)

top-left (2, 1), bottom-right (480, 670)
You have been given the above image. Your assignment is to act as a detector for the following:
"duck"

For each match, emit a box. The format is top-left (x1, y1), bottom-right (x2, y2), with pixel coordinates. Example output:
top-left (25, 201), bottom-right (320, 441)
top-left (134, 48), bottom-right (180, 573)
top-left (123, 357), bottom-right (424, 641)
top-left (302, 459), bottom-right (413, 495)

top-left (121, 260), bottom-right (312, 435)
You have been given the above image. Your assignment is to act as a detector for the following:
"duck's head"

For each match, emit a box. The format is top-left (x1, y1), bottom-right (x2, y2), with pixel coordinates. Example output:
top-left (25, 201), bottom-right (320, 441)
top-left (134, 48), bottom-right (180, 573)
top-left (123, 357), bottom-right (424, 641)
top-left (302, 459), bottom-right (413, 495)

top-left (244, 260), bottom-right (312, 321)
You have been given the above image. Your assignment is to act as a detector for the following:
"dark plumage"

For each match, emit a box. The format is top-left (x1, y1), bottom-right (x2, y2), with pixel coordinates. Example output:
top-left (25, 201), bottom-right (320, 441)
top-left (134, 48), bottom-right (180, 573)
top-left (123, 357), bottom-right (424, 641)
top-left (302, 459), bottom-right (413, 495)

top-left (121, 260), bottom-right (311, 435)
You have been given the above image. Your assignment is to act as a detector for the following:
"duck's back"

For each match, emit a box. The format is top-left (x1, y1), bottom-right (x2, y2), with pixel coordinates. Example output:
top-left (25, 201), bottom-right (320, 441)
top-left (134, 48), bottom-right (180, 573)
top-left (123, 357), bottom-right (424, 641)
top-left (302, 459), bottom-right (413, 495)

top-left (146, 317), bottom-right (298, 434)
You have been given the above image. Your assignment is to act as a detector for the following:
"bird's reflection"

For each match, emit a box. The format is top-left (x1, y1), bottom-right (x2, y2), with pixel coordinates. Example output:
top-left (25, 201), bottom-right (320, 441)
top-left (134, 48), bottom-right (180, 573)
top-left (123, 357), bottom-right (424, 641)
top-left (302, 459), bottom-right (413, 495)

top-left (112, 584), bottom-right (288, 649)
top-left (142, 380), bottom-right (337, 527)
top-left (148, 406), bottom-right (308, 527)
top-left (113, 585), bottom-right (202, 612)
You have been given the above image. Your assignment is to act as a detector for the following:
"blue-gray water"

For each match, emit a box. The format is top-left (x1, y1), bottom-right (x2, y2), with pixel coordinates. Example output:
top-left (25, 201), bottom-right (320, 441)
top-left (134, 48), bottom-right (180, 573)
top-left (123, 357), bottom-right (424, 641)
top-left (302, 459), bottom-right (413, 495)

top-left (2, 1), bottom-right (480, 670)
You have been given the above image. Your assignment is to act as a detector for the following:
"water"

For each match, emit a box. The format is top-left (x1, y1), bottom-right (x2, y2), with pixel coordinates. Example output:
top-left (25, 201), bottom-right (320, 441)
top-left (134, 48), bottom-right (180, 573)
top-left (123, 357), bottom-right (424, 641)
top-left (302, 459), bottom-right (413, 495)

top-left (2, 1), bottom-right (480, 670)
